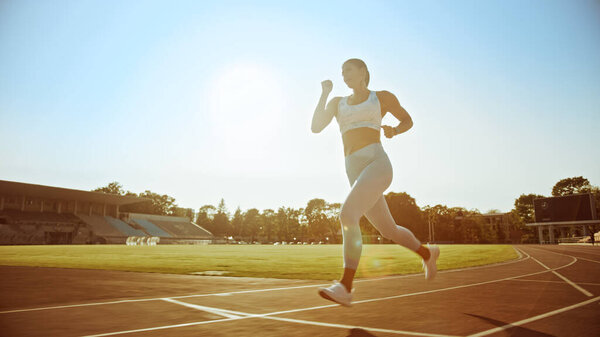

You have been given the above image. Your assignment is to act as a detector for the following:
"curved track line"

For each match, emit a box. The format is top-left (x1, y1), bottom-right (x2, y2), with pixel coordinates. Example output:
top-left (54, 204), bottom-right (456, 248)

top-left (463, 246), bottom-right (599, 337)
top-left (77, 247), bottom-right (576, 337)
top-left (527, 254), bottom-right (593, 297)
top-left (466, 295), bottom-right (600, 337)
top-left (532, 246), bottom-right (600, 264)
top-left (0, 246), bottom-right (528, 314)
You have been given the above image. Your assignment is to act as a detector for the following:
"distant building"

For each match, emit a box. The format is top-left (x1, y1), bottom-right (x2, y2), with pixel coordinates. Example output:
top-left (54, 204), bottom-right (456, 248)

top-left (0, 180), bottom-right (212, 245)
top-left (474, 212), bottom-right (517, 243)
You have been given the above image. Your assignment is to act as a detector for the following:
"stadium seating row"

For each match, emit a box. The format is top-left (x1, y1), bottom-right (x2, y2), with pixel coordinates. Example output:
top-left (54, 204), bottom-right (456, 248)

top-left (0, 210), bottom-right (210, 245)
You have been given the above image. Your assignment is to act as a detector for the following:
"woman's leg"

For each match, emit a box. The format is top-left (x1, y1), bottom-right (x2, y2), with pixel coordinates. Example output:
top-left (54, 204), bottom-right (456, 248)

top-left (339, 155), bottom-right (393, 291)
top-left (364, 196), bottom-right (430, 260)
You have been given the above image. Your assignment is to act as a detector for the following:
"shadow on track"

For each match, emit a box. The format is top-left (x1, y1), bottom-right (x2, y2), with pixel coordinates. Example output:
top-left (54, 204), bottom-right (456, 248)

top-left (347, 328), bottom-right (378, 336)
top-left (466, 313), bottom-right (556, 337)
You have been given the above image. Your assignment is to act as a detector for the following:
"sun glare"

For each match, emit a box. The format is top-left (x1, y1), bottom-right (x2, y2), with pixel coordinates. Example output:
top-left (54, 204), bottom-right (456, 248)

top-left (208, 63), bottom-right (285, 172)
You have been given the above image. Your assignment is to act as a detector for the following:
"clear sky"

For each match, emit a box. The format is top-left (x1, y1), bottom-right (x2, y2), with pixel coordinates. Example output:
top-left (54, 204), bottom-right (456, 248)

top-left (1, 0), bottom-right (599, 214)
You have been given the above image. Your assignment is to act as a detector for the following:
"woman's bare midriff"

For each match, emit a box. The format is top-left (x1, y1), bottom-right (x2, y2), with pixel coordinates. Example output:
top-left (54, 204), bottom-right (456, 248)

top-left (342, 127), bottom-right (381, 157)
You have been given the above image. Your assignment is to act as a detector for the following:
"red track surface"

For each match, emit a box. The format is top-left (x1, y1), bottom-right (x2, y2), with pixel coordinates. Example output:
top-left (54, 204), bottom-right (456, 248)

top-left (1, 245), bottom-right (599, 337)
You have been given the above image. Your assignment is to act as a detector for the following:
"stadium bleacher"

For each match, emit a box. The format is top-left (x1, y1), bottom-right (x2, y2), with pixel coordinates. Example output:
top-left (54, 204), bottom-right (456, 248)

top-left (151, 220), bottom-right (212, 237)
top-left (0, 209), bottom-right (81, 244)
top-left (130, 218), bottom-right (172, 237)
top-left (0, 209), bottom-right (80, 225)
top-left (0, 180), bottom-right (212, 244)
top-left (75, 214), bottom-right (127, 237)
top-left (104, 216), bottom-right (147, 236)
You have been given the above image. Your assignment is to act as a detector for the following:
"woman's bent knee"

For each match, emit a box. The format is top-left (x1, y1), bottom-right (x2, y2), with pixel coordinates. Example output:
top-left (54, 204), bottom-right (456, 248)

top-left (339, 206), bottom-right (360, 227)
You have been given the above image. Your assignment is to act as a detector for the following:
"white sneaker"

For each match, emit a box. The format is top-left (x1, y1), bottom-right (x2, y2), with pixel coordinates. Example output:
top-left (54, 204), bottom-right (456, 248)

top-left (318, 280), bottom-right (353, 307)
top-left (422, 244), bottom-right (440, 280)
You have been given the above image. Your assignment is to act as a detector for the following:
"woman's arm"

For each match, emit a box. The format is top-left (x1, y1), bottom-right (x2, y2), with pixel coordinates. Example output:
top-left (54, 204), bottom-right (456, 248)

top-left (380, 90), bottom-right (413, 138)
top-left (311, 80), bottom-right (340, 133)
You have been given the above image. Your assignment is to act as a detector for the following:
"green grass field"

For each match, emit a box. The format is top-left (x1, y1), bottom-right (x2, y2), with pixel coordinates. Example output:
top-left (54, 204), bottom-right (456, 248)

top-left (0, 244), bottom-right (518, 280)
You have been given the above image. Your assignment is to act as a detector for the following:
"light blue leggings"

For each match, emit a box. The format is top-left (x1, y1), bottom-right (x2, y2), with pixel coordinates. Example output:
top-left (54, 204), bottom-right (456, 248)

top-left (341, 142), bottom-right (422, 270)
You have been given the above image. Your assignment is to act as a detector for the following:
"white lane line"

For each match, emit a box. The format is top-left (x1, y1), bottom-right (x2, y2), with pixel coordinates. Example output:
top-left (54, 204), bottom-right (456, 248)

top-left (528, 254), bottom-right (593, 297)
top-left (541, 249), bottom-right (600, 264)
top-left (78, 248), bottom-right (569, 337)
top-left (160, 298), bottom-right (244, 319)
top-left (466, 295), bottom-right (600, 337)
top-left (530, 245), bottom-right (600, 263)
top-left (529, 255), bottom-right (551, 270)
top-left (161, 297), bottom-right (461, 337)
top-left (507, 279), bottom-right (600, 287)
top-left (81, 317), bottom-right (241, 337)
top-left (88, 252), bottom-right (574, 337)
top-left (261, 315), bottom-right (460, 337)
top-left (0, 246), bottom-right (529, 315)
top-left (347, 258), bottom-right (576, 307)
top-left (562, 255), bottom-right (599, 264)
top-left (513, 246), bottom-right (523, 259)
top-left (566, 250), bottom-right (600, 256)
top-left (0, 298), bottom-right (158, 314)
top-left (551, 271), bottom-right (594, 297)
top-left (0, 283), bottom-right (332, 314)
top-left (556, 246), bottom-right (600, 256)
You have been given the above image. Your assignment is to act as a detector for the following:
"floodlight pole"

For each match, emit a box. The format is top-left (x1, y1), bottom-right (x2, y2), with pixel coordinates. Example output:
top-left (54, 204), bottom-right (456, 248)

top-left (428, 212), bottom-right (435, 243)
top-left (427, 213), bottom-right (431, 243)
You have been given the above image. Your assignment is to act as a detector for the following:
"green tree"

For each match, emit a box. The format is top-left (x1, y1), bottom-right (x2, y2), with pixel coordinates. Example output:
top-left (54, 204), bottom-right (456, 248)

top-left (243, 208), bottom-right (260, 242)
top-left (449, 207), bottom-right (468, 243)
top-left (511, 194), bottom-right (544, 243)
top-left (552, 176), bottom-right (600, 217)
top-left (297, 208), bottom-right (309, 242)
top-left (212, 198), bottom-right (231, 236)
top-left (552, 176), bottom-right (591, 196)
top-left (514, 193), bottom-right (546, 224)
top-left (384, 192), bottom-right (426, 240)
top-left (325, 202), bottom-right (341, 243)
top-left (275, 207), bottom-right (288, 242)
top-left (92, 181), bottom-right (125, 195)
top-left (196, 205), bottom-right (216, 234)
top-left (172, 207), bottom-right (194, 221)
top-left (421, 204), bottom-right (458, 243)
top-left (305, 198), bottom-right (329, 241)
top-left (231, 207), bottom-right (244, 238)
top-left (120, 190), bottom-right (177, 215)
top-left (260, 209), bottom-right (276, 242)
top-left (286, 207), bottom-right (302, 242)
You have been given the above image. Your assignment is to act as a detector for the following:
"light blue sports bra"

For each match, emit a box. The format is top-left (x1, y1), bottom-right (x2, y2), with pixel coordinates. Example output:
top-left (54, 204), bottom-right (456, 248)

top-left (335, 90), bottom-right (382, 135)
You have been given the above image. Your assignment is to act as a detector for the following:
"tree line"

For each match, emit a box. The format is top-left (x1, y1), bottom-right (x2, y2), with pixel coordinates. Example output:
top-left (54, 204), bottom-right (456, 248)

top-left (93, 176), bottom-right (599, 244)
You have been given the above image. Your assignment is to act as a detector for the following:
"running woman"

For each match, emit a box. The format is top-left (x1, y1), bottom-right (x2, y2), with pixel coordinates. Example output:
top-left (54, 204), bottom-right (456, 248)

top-left (311, 58), bottom-right (440, 307)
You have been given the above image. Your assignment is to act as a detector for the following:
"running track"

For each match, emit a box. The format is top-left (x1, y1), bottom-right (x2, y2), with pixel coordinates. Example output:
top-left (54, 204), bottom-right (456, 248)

top-left (0, 245), bottom-right (599, 336)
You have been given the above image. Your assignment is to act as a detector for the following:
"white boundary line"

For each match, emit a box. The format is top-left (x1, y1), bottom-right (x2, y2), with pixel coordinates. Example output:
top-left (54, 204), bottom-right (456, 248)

top-left (79, 248), bottom-right (581, 337)
top-left (526, 247), bottom-right (594, 297)
top-left (0, 298), bottom-right (159, 314)
top-left (0, 247), bottom-right (529, 315)
top-left (83, 300), bottom-right (461, 337)
top-left (550, 272), bottom-right (594, 297)
top-left (506, 279), bottom-right (600, 287)
top-left (160, 298), bottom-right (243, 319)
top-left (1, 245), bottom-right (591, 337)
top-left (554, 246), bottom-right (600, 255)
top-left (466, 295), bottom-right (600, 337)
top-left (528, 255), bottom-right (593, 297)
top-left (563, 249), bottom-right (600, 256)
top-left (535, 247), bottom-right (600, 264)
top-left (560, 255), bottom-right (599, 264)
top-left (82, 317), bottom-right (241, 337)
top-left (466, 246), bottom-right (599, 337)
top-left (262, 315), bottom-right (460, 337)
